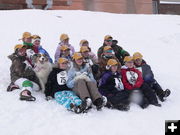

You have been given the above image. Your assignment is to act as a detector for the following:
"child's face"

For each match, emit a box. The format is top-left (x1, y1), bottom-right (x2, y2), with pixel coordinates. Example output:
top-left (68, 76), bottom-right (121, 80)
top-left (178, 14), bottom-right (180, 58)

top-left (33, 40), bottom-right (40, 46)
top-left (82, 51), bottom-right (89, 58)
top-left (61, 50), bottom-right (70, 56)
top-left (82, 42), bottom-right (89, 47)
top-left (111, 65), bottom-right (118, 73)
top-left (75, 58), bottom-right (83, 66)
top-left (63, 39), bottom-right (69, 44)
top-left (104, 39), bottom-right (113, 46)
top-left (18, 48), bottom-right (26, 56)
top-left (24, 37), bottom-right (32, 43)
top-left (59, 62), bottom-right (68, 70)
top-left (125, 61), bottom-right (134, 68)
top-left (134, 58), bottom-right (142, 66)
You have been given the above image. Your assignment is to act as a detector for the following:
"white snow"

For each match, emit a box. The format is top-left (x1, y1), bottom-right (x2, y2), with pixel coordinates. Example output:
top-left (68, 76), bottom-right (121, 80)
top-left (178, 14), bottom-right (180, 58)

top-left (0, 10), bottom-right (180, 135)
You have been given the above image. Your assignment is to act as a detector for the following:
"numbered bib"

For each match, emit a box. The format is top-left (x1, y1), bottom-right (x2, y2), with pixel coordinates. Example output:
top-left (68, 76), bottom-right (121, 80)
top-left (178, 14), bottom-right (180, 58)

top-left (57, 71), bottom-right (68, 85)
top-left (115, 78), bottom-right (124, 90)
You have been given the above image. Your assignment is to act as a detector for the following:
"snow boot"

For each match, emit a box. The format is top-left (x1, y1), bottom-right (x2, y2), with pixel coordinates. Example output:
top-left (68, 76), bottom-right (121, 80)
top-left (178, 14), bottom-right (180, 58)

top-left (158, 89), bottom-right (171, 102)
top-left (19, 90), bottom-right (36, 101)
top-left (7, 82), bottom-right (19, 92)
top-left (70, 101), bottom-right (87, 114)
top-left (94, 96), bottom-right (107, 111)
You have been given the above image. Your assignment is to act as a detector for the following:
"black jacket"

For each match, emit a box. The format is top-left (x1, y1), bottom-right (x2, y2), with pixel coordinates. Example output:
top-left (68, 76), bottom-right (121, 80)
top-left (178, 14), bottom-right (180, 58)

top-left (45, 68), bottom-right (71, 97)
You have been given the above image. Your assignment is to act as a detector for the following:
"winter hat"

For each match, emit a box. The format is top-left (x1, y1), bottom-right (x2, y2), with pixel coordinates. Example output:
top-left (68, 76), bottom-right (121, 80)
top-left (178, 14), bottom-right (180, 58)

top-left (80, 46), bottom-right (89, 53)
top-left (124, 56), bottom-right (134, 62)
top-left (104, 35), bottom-right (112, 41)
top-left (58, 57), bottom-right (68, 64)
top-left (103, 46), bottom-right (112, 52)
top-left (72, 52), bottom-right (83, 60)
top-left (60, 34), bottom-right (69, 41)
top-left (22, 32), bottom-right (32, 39)
top-left (133, 52), bottom-right (143, 60)
top-left (14, 44), bottom-right (24, 51)
top-left (32, 35), bottom-right (41, 43)
top-left (60, 45), bottom-right (70, 51)
top-left (79, 39), bottom-right (89, 46)
top-left (106, 59), bottom-right (119, 70)
top-left (107, 59), bottom-right (118, 66)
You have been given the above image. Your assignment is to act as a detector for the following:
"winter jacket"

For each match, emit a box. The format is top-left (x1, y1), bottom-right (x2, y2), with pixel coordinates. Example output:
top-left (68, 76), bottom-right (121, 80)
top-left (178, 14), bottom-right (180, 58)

top-left (8, 53), bottom-right (40, 85)
top-left (45, 68), bottom-right (71, 98)
top-left (121, 66), bottom-right (143, 90)
top-left (99, 71), bottom-right (124, 96)
top-left (54, 42), bottom-right (75, 63)
top-left (134, 60), bottom-right (155, 83)
top-left (33, 45), bottom-right (53, 63)
top-left (97, 40), bottom-right (129, 64)
top-left (67, 62), bottom-right (96, 89)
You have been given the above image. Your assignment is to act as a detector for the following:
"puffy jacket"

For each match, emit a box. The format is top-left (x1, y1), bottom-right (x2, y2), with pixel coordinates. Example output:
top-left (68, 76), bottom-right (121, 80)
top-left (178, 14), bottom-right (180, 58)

top-left (99, 71), bottom-right (124, 96)
top-left (54, 42), bottom-right (75, 63)
top-left (45, 68), bottom-right (71, 97)
top-left (67, 62), bottom-right (96, 89)
top-left (121, 66), bottom-right (143, 90)
top-left (8, 53), bottom-right (40, 86)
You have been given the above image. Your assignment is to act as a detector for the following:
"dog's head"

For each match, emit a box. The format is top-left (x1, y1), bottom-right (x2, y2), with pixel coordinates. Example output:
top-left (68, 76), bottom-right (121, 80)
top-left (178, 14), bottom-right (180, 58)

top-left (32, 53), bottom-right (49, 65)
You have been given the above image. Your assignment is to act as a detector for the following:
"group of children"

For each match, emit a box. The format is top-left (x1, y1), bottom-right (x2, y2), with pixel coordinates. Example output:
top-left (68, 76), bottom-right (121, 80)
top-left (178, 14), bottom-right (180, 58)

top-left (7, 32), bottom-right (171, 114)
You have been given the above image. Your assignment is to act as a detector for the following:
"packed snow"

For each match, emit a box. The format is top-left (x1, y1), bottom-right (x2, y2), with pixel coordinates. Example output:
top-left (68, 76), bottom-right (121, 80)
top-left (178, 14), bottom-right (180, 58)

top-left (0, 10), bottom-right (180, 135)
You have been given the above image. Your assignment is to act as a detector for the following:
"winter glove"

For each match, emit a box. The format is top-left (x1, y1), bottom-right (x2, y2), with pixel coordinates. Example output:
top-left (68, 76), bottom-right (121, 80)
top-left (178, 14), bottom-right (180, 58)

top-left (46, 96), bottom-right (53, 101)
top-left (74, 72), bottom-right (91, 82)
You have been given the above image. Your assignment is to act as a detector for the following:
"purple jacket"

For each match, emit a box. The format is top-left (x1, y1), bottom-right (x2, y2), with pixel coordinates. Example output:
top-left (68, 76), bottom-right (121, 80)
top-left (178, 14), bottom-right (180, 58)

top-left (99, 71), bottom-right (124, 96)
top-left (54, 42), bottom-right (75, 63)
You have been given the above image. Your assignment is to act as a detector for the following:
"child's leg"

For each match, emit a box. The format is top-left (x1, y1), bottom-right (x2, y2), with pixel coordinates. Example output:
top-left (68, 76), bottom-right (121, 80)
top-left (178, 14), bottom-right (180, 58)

top-left (32, 82), bottom-right (40, 91)
top-left (66, 91), bottom-right (82, 106)
top-left (15, 78), bottom-right (40, 92)
top-left (54, 91), bottom-right (75, 110)
top-left (14, 78), bottom-right (33, 91)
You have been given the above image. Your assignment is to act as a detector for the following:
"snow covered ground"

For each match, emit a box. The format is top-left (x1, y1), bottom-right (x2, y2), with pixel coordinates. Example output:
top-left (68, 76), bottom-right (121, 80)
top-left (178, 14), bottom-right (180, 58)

top-left (0, 10), bottom-right (180, 135)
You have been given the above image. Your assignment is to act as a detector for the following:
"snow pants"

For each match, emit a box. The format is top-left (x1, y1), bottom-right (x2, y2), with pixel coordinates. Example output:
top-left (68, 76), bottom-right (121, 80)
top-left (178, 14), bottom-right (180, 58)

top-left (14, 78), bottom-right (40, 92)
top-left (54, 91), bottom-right (82, 110)
top-left (73, 79), bottom-right (102, 102)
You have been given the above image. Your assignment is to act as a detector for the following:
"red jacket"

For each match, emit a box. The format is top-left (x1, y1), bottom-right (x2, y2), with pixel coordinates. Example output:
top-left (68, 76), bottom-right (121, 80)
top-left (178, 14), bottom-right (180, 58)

top-left (121, 66), bottom-right (144, 90)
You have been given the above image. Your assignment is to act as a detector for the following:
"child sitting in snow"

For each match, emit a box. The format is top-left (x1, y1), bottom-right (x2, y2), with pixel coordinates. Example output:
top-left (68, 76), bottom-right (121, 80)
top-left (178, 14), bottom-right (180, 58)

top-left (54, 34), bottom-right (75, 63)
top-left (67, 52), bottom-right (107, 111)
top-left (7, 44), bottom-right (40, 101)
top-left (121, 56), bottom-right (161, 108)
top-left (31, 35), bottom-right (53, 63)
top-left (133, 52), bottom-right (171, 102)
top-left (79, 39), bottom-right (98, 64)
top-left (79, 46), bottom-right (99, 81)
top-left (98, 59), bottom-right (130, 111)
top-left (45, 57), bottom-right (86, 114)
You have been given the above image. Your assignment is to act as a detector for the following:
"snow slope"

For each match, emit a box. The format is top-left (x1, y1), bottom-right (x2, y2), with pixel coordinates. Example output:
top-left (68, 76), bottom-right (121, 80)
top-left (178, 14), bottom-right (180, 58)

top-left (0, 10), bottom-right (180, 135)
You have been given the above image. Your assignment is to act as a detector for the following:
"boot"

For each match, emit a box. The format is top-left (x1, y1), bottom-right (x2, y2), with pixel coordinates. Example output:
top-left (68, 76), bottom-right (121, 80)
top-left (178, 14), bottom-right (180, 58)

top-left (19, 90), bottom-right (36, 101)
top-left (7, 82), bottom-right (19, 92)
top-left (70, 101), bottom-right (87, 114)
top-left (158, 89), bottom-right (171, 102)
top-left (94, 97), bottom-right (106, 111)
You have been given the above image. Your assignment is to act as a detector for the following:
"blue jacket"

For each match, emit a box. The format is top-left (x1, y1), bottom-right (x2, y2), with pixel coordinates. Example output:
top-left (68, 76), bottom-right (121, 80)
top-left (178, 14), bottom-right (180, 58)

top-left (67, 63), bottom-right (96, 89)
